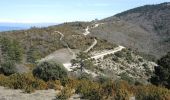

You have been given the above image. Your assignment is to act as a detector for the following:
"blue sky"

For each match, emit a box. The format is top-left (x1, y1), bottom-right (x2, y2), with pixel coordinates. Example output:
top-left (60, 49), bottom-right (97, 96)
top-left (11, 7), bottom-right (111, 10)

top-left (0, 0), bottom-right (169, 23)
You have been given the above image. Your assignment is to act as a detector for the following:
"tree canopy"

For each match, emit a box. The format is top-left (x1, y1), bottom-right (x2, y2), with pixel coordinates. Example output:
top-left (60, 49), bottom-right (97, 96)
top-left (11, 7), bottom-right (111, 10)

top-left (33, 61), bottom-right (68, 81)
top-left (151, 52), bottom-right (170, 88)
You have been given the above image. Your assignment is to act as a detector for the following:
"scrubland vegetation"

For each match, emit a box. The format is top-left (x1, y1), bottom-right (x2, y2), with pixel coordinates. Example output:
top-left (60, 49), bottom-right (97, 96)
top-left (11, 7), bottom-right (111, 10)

top-left (0, 20), bottom-right (170, 99)
top-left (0, 72), bottom-right (170, 100)
top-left (0, 52), bottom-right (169, 100)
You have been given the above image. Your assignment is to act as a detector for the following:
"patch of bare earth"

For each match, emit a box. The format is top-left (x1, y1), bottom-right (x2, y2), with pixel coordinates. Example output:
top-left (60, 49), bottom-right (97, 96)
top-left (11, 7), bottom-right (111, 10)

top-left (0, 86), bottom-right (58, 100)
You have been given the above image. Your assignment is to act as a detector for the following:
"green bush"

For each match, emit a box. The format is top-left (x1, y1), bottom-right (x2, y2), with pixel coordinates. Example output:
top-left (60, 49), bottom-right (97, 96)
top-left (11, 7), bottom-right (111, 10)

top-left (96, 75), bottom-right (111, 84)
top-left (78, 72), bottom-right (93, 80)
top-left (33, 61), bottom-right (68, 81)
top-left (151, 52), bottom-right (170, 89)
top-left (115, 51), bottom-right (124, 58)
top-left (138, 58), bottom-right (144, 62)
top-left (0, 61), bottom-right (17, 76)
top-left (82, 60), bottom-right (95, 71)
top-left (119, 73), bottom-right (135, 85)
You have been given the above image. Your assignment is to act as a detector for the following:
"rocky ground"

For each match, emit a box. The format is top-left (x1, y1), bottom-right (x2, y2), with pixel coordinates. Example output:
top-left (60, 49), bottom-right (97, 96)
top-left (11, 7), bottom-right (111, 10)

top-left (91, 49), bottom-right (157, 83)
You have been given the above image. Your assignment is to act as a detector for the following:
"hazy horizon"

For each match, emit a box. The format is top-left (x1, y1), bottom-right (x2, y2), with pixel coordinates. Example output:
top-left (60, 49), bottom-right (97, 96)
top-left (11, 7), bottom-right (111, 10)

top-left (0, 0), bottom-right (170, 23)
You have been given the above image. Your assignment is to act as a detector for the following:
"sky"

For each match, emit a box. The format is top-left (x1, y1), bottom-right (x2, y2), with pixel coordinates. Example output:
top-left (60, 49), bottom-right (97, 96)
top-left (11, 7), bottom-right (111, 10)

top-left (0, 0), bottom-right (170, 23)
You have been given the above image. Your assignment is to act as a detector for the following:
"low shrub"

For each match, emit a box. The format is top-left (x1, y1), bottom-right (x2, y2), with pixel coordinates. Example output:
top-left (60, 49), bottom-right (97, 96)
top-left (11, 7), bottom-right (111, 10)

top-left (0, 73), bottom-right (170, 99)
top-left (96, 75), bottom-right (111, 84)
top-left (0, 61), bottom-right (17, 76)
top-left (115, 51), bottom-right (124, 58)
top-left (33, 61), bottom-right (68, 81)
top-left (76, 79), bottom-right (101, 100)
top-left (114, 81), bottom-right (132, 100)
top-left (101, 80), bottom-right (116, 99)
top-left (0, 73), bottom-right (47, 93)
top-left (134, 85), bottom-right (170, 100)
top-left (119, 73), bottom-right (135, 85)
top-left (65, 78), bottom-right (79, 89)
top-left (47, 80), bottom-right (62, 90)
top-left (56, 86), bottom-right (73, 100)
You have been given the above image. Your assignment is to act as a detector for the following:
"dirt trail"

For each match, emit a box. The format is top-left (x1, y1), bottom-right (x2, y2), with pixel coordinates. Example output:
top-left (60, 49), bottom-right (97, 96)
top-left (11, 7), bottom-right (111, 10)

top-left (38, 31), bottom-right (76, 63)
top-left (84, 38), bottom-right (97, 53)
top-left (83, 26), bottom-right (90, 36)
top-left (54, 31), bottom-right (76, 58)
top-left (83, 23), bottom-right (105, 52)
top-left (39, 23), bottom-right (104, 63)
top-left (62, 46), bottom-right (125, 72)
top-left (83, 23), bottom-right (104, 36)
top-left (92, 23), bottom-right (105, 28)
top-left (90, 46), bottom-right (125, 59)
top-left (38, 23), bottom-right (124, 74)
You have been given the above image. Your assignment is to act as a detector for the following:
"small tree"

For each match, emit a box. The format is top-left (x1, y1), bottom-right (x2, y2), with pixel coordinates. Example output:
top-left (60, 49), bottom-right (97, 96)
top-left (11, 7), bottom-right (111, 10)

top-left (12, 40), bottom-right (23, 62)
top-left (33, 61), bottom-right (68, 81)
top-left (27, 46), bottom-right (41, 63)
top-left (0, 37), bottom-right (23, 63)
top-left (76, 52), bottom-right (90, 72)
top-left (150, 52), bottom-right (170, 88)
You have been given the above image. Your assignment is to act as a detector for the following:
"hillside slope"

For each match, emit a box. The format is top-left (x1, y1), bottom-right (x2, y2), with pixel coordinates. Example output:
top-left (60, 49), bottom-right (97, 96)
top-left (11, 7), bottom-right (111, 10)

top-left (115, 2), bottom-right (170, 58)
top-left (0, 22), bottom-right (115, 73)
top-left (90, 2), bottom-right (170, 59)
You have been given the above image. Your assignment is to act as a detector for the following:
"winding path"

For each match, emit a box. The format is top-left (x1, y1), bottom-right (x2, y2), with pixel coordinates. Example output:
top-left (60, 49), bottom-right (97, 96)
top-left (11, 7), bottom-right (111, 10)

top-left (38, 31), bottom-right (76, 63)
top-left (38, 23), bottom-right (124, 74)
top-left (83, 23), bottom-right (104, 36)
top-left (92, 23), bottom-right (105, 28)
top-left (83, 26), bottom-right (90, 36)
top-left (84, 38), bottom-right (97, 53)
top-left (55, 31), bottom-right (64, 41)
top-left (54, 31), bottom-right (76, 59)
top-left (72, 45), bottom-right (125, 77)
top-left (83, 23), bottom-right (105, 52)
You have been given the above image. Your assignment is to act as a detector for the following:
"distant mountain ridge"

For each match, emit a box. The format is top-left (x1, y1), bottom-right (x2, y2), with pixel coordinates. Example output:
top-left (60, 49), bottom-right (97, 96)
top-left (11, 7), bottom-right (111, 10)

top-left (0, 23), bottom-right (58, 32)
top-left (0, 26), bottom-right (27, 32)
